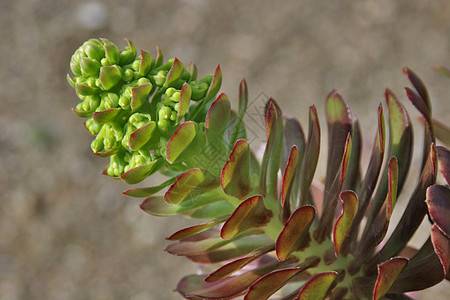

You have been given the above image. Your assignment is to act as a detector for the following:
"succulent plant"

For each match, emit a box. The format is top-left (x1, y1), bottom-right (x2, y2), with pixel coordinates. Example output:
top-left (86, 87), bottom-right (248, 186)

top-left (68, 39), bottom-right (449, 299)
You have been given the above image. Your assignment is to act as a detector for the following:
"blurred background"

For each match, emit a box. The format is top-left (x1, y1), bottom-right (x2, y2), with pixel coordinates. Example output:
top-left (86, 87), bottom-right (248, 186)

top-left (1, 0), bottom-right (449, 299)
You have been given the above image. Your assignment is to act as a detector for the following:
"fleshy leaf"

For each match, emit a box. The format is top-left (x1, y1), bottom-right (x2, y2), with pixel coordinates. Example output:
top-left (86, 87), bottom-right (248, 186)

top-left (368, 90), bottom-right (412, 227)
top-left (164, 58), bottom-right (185, 88)
top-left (140, 191), bottom-right (227, 217)
top-left (165, 168), bottom-right (219, 204)
top-left (138, 50), bottom-right (152, 76)
top-left (221, 195), bottom-right (273, 239)
top-left (206, 245), bottom-right (274, 282)
top-left (333, 190), bottom-right (358, 256)
top-left (120, 158), bottom-right (163, 184)
top-left (166, 121), bottom-right (197, 164)
top-left (436, 145), bottom-right (450, 184)
top-left (403, 67), bottom-right (430, 113)
top-left (282, 116), bottom-right (305, 172)
top-left (187, 61), bottom-right (198, 81)
top-left (281, 146), bottom-right (299, 207)
top-left (206, 93), bottom-right (231, 142)
top-left (166, 216), bottom-right (228, 241)
top-left (72, 108), bottom-right (93, 118)
top-left (245, 257), bottom-right (320, 300)
top-left (93, 108), bottom-right (121, 123)
top-left (177, 83), bottom-right (192, 123)
top-left (221, 139), bottom-right (251, 199)
top-left (296, 271), bottom-right (337, 300)
top-left (204, 65), bottom-right (222, 103)
top-left (377, 144), bottom-right (436, 261)
top-left (298, 105), bottom-right (321, 206)
top-left (178, 258), bottom-right (288, 300)
top-left (430, 224), bottom-right (450, 279)
top-left (276, 206), bottom-right (315, 261)
top-left (426, 184), bottom-right (450, 237)
top-left (388, 238), bottom-right (445, 293)
top-left (99, 66), bottom-right (122, 90)
top-left (324, 91), bottom-right (353, 196)
top-left (373, 257), bottom-right (408, 300)
top-left (187, 236), bottom-right (274, 263)
top-left (131, 82), bottom-right (152, 111)
top-left (238, 78), bottom-right (248, 117)
top-left (128, 121), bottom-right (156, 151)
top-left (123, 177), bottom-right (177, 197)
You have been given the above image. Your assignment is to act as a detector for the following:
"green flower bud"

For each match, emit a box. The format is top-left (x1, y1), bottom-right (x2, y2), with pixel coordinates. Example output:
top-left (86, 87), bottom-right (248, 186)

top-left (106, 150), bottom-right (131, 177)
top-left (76, 94), bottom-right (101, 112)
top-left (101, 39), bottom-right (120, 66)
top-left (190, 79), bottom-right (210, 100)
top-left (97, 92), bottom-right (119, 110)
top-left (80, 57), bottom-right (101, 77)
top-left (122, 67), bottom-right (135, 82)
top-left (85, 118), bottom-right (103, 136)
top-left (118, 78), bottom-right (151, 110)
top-left (119, 39), bottom-right (137, 66)
top-left (157, 119), bottom-right (171, 131)
top-left (84, 40), bottom-right (104, 61)
top-left (90, 122), bottom-right (124, 153)
top-left (70, 49), bottom-right (84, 76)
top-left (152, 70), bottom-right (167, 87)
top-left (124, 150), bottom-right (152, 172)
top-left (122, 113), bottom-right (152, 148)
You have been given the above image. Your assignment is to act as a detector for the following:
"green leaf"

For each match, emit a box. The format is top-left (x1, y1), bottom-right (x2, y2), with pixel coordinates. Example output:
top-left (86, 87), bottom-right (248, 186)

top-left (140, 190), bottom-right (228, 217)
top-left (373, 257), bottom-right (408, 300)
top-left (99, 66), bottom-right (122, 90)
top-left (164, 168), bottom-right (219, 204)
top-left (176, 83), bottom-right (192, 123)
top-left (221, 139), bottom-right (251, 199)
top-left (332, 190), bottom-right (358, 256)
top-left (245, 257), bottom-right (319, 300)
top-left (238, 78), bottom-right (248, 117)
top-left (204, 65), bottom-right (222, 103)
top-left (154, 46), bottom-right (163, 68)
top-left (206, 93), bottom-right (231, 142)
top-left (259, 99), bottom-right (284, 198)
top-left (138, 50), bottom-right (152, 76)
top-left (123, 177), bottom-right (177, 197)
top-left (120, 158), bottom-right (163, 184)
top-left (205, 245), bottom-right (273, 282)
top-left (276, 205), bottom-right (315, 261)
top-left (368, 90), bottom-right (412, 226)
top-left (75, 83), bottom-right (98, 96)
top-left (281, 146), bottom-right (299, 207)
top-left (296, 271), bottom-right (337, 300)
top-left (298, 105), bottom-right (321, 206)
top-left (166, 121), bottom-right (197, 164)
top-left (71, 108), bottom-right (92, 118)
top-left (187, 235), bottom-right (274, 263)
top-left (128, 121), bottom-right (156, 151)
top-left (166, 216), bottom-right (228, 241)
top-left (221, 195), bottom-right (273, 239)
top-left (163, 58), bottom-right (185, 88)
top-left (130, 82), bottom-right (152, 111)
top-left (431, 118), bottom-right (450, 146)
top-left (187, 61), bottom-right (198, 81)
top-left (426, 184), bottom-right (450, 237)
top-left (92, 108), bottom-right (121, 123)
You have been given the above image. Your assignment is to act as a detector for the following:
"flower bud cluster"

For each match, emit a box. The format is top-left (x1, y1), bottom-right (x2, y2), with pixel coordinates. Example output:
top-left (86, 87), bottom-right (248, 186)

top-left (68, 39), bottom-right (217, 180)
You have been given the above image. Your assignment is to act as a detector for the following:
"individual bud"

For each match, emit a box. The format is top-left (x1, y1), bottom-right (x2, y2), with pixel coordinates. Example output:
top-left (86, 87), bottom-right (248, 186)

top-left (106, 150), bottom-right (131, 177)
top-left (101, 39), bottom-right (120, 66)
top-left (80, 57), bottom-right (101, 77)
top-left (157, 119), bottom-right (171, 131)
top-left (90, 122), bottom-right (124, 153)
top-left (118, 78), bottom-right (151, 110)
top-left (119, 39), bottom-right (137, 66)
top-left (83, 39), bottom-right (104, 61)
top-left (152, 70), bottom-right (167, 86)
top-left (76, 94), bottom-right (101, 112)
top-left (122, 67), bottom-right (135, 82)
top-left (124, 150), bottom-right (152, 172)
top-left (85, 118), bottom-right (103, 136)
top-left (190, 77), bottom-right (211, 100)
top-left (70, 49), bottom-right (84, 76)
top-left (99, 65), bottom-right (122, 90)
top-left (98, 92), bottom-right (119, 110)
top-left (122, 113), bottom-right (152, 148)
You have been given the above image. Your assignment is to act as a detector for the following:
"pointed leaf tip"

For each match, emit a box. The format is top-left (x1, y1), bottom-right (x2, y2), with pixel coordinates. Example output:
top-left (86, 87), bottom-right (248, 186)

top-left (296, 271), bottom-right (337, 300)
top-left (221, 139), bottom-right (251, 199)
top-left (333, 190), bottom-right (358, 256)
top-left (276, 206), bottom-right (315, 261)
top-left (373, 257), bottom-right (408, 300)
top-left (221, 195), bottom-right (273, 239)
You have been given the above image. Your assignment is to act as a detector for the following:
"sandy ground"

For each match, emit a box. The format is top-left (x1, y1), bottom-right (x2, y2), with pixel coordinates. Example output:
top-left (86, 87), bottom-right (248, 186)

top-left (1, 0), bottom-right (449, 299)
